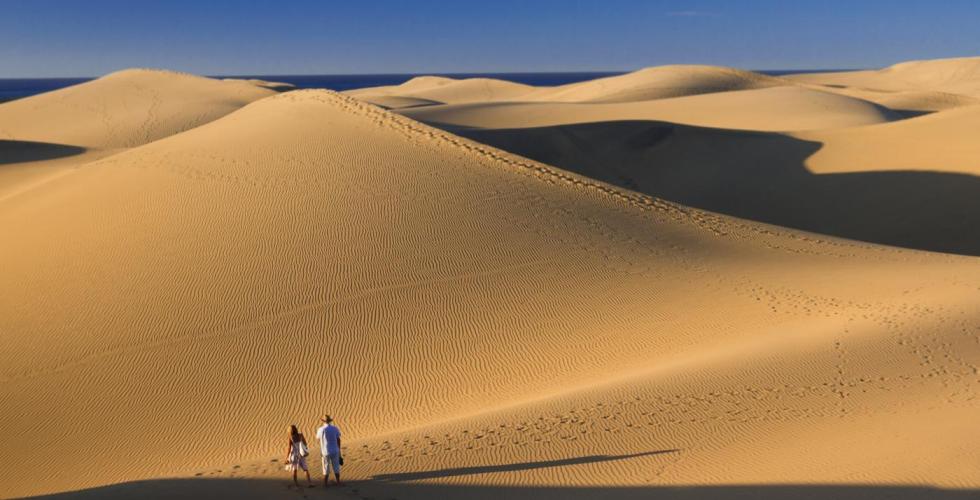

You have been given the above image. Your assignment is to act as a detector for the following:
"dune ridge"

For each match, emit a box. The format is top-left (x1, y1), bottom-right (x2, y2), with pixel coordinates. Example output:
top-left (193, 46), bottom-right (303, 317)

top-left (348, 65), bottom-right (787, 108)
top-left (0, 68), bottom-right (289, 202)
top-left (401, 86), bottom-right (900, 132)
top-left (348, 76), bottom-right (535, 105)
top-left (522, 65), bottom-right (786, 102)
top-left (0, 68), bottom-right (288, 149)
top-left (368, 59), bottom-right (980, 255)
top-left (787, 56), bottom-right (980, 110)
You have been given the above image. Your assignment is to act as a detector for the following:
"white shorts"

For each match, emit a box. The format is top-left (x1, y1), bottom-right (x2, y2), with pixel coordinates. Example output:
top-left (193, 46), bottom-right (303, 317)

top-left (322, 453), bottom-right (341, 476)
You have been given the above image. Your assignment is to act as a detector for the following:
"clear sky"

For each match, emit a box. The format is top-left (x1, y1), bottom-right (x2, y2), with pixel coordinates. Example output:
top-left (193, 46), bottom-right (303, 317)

top-left (2, 0), bottom-right (979, 77)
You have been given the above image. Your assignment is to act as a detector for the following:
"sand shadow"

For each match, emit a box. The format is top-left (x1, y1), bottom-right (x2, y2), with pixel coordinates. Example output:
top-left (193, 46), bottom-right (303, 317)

top-left (0, 139), bottom-right (86, 165)
top-left (26, 478), bottom-right (980, 499)
top-left (372, 449), bottom-right (678, 481)
top-left (251, 82), bottom-right (296, 92)
top-left (456, 121), bottom-right (980, 256)
top-left (891, 109), bottom-right (935, 118)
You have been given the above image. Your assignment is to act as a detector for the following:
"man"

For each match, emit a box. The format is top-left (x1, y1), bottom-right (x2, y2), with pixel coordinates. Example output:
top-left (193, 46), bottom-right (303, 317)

top-left (316, 415), bottom-right (343, 486)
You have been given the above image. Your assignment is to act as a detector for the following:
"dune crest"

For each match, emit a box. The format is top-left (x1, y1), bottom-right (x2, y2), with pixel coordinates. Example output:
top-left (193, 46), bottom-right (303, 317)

top-left (0, 68), bottom-right (288, 149)
top-left (0, 68), bottom-right (289, 201)
top-left (402, 85), bottom-right (899, 132)
top-left (367, 57), bottom-right (980, 255)
top-left (788, 56), bottom-right (980, 106)
top-left (348, 65), bottom-right (787, 107)
top-left (349, 76), bottom-right (534, 105)
top-left (524, 64), bottom-right (785, 102)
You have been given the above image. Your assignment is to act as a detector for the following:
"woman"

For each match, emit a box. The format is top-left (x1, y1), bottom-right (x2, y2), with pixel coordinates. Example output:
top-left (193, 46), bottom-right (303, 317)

top-left (285, 424), bottom-right (313, 488)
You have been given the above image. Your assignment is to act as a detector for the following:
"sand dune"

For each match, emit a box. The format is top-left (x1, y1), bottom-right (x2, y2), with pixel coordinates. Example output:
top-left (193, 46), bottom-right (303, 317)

top-left (349, 65), bottom-right (786, 106)
top-left (872, 90), bottom-right (980, 113)
top-left (0, 68), bottom-right (287, 149)
top-left (349, 76), bottom-right (535, 104)
top-left (401, 86), bottom-right (899, 132)
top-left (347, 75), bottom-right (456, 96)
top-left (0, 69), bottom-right (288, 201)
top-left (380, 60), bottom-right (980, 255)
top-left (2, 65), bottom-right (979, 500)
top-left (789, 85), bottom-right (980, 114)
top-left (452, 119), bottom-right (980, 256)
top-left (356, 94), bottom-right (445, 110)
top-left (351, 61), bottom-right (980, 116)
top-left (868, 90), bottom-right (980, 114)
top-left (522, 65), bottom-right (785, 102)
top-left (788, 57), bottom-right (980, 106)
top-left (799, 104), bottom-right (980, 175)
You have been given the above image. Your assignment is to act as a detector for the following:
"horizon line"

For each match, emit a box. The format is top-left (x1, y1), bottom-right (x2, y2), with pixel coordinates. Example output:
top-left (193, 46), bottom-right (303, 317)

top-left (0, 67), bottom-right (866, 80)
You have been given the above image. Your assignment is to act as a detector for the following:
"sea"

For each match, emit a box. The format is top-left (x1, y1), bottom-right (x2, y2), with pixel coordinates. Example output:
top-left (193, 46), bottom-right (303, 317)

top-left (0, 70), bottom-right (850, 102)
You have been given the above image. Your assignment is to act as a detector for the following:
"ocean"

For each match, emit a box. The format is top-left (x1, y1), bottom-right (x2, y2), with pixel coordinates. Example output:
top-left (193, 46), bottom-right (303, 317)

top-left (0, 70), bottom-right (851, 102)
top-left (0, 72), bottom-right (623, 102)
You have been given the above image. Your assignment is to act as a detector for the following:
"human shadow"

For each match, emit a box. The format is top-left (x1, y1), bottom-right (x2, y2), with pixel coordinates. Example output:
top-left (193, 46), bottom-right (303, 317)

top-left (372, 449), bottom-right (678, 481)
top-left (0, 139), bottom-right (86, 165)
top-left (455, 120), bottom-right (980, 256)
top-left (27, 477), bottom-right (980, 499)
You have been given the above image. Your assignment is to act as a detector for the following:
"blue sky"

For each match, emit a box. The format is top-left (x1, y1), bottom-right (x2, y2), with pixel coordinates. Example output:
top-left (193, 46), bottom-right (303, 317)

top-left (2, 0), bottom-right (978, 77)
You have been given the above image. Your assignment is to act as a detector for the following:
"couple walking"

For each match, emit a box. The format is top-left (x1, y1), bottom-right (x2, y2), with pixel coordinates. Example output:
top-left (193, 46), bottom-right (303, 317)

top-left (286, 415), bottom-right (343, 488)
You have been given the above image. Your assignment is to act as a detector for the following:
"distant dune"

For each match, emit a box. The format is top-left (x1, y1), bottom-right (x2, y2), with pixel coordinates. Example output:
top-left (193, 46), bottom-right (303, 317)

top-left (521, 64), bottom-right (785, 102)
top-left (0, 69), bottom-right (288, 201)
top-left (0, 68), bottom-right (287, 149)
top-left (787, 56), bottom-right (980, 94)
top-left (348, 76), bottom-right (535, 104)
top-left (800, 103), bottom-right (980, 175)
top-left (401, 86), bottom-right (900, 131)
top-left (362, 61), bottom-right (980, 255)
top-left (787, 56), bottom-right (980, 110)
top-left (1, 62), bottom-right (979, 499)
top-left (349, 65), bottom-right (785, 106)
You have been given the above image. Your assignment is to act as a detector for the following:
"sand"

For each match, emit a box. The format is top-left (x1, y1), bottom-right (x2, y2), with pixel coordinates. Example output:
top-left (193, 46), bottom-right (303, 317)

top-left (349, 65), bottom-right (785, 107)
top-left (0, 69), bottom-right (288, 202)
top-left (783, 57), bottom-right (980, 114)
top-left (1, 61), bottom-right (979, 500)
top-left (400, 86), bottom-right (900, 131)
top-left (371, 62), bottom-right (980, 256)
top-left (348, 76), bottom-right (536, 105)
top-left (786, 57), bottom-right (980, 98)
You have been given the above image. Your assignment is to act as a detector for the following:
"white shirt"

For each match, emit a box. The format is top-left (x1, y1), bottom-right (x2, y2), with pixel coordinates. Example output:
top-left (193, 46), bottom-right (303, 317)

top-left (317, 423), bottom-right (341, 456)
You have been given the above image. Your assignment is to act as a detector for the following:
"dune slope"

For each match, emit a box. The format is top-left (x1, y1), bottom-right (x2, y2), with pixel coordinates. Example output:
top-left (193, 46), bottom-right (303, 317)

top-left (0, 69), bottom-right (287, 149)
top-left (798, 103), bottom-right (980, 175)
top-left (1, 86), bottom-right (979, 500)
top-left (522, 65), bottom-right (786, 103)
top-left (348, 76), bottom-right (535, 105)
top-left (377, 60), bottom-right (980, 255)
top-left (0, 69), bottom-right (288, 201)
top-left (401, 86), bottom-right (899, 132)
top-left (450, 116), bottom-right (980, 256)
top-left (787, 57), bottom-right (980, 110)
top-left (347, 65), bottom-right (788, 107)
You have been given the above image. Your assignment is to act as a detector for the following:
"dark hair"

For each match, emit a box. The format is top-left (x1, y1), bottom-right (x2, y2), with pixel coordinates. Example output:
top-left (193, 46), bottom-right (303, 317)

top-left (289, 425), bottom-right (300, 442)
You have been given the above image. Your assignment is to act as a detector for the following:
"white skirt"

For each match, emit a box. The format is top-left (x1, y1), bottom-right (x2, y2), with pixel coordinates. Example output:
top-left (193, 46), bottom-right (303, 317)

top-left (286, 453), bottom-right (308, 472)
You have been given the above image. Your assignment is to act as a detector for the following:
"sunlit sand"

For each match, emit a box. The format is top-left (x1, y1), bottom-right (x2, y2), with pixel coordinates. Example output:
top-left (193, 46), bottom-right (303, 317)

top-left (1, 59), bottom-right (979, 499)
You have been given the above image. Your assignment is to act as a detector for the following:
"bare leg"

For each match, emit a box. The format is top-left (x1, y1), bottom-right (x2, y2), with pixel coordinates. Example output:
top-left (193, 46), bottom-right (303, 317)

top-left (292, 469), bottom-right (299, 486)
top-left (335, 472), bottom-right (343, 486)
top-left (305, 469), bottom-right (313, 486)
